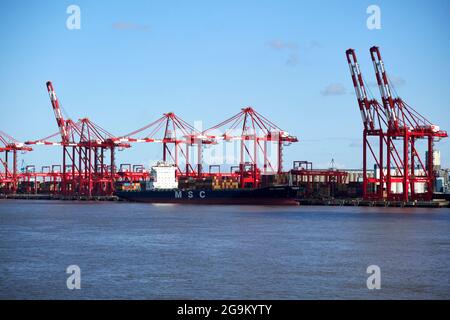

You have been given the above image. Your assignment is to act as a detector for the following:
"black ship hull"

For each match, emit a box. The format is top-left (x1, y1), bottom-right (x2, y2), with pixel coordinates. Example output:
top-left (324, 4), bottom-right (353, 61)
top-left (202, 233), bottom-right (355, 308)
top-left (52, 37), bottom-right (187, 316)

top-left (116, 186), bottom-right (299, 205)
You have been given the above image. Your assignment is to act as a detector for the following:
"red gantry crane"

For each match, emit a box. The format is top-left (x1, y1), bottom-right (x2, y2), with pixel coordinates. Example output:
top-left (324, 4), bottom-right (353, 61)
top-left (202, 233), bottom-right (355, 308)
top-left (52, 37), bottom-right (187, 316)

top-left (0, 131), bottom-right (32, 194)
top-left (346, 48), bottom-right (388, 199)
top-left (347, 47), bottom-right (447, 202)
top-left (26, 81), bottom-right (129, 197)
top-left (202, 107), bottom-right (298, 188)
top-left (370, 46), bottom-right (447, 201)
top-left (113, 112), bottom-right (212, 176)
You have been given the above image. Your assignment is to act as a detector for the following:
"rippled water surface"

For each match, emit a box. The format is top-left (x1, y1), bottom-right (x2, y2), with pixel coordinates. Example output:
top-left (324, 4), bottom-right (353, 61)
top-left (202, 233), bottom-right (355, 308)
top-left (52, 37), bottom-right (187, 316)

top-left (0, 200), bottom-right (449, 299)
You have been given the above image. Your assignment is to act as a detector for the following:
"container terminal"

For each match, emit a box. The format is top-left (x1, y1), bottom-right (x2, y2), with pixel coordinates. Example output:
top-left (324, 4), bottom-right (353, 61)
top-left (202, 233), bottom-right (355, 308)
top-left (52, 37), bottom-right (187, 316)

top-left (1, 47), bottom-right (449, 207)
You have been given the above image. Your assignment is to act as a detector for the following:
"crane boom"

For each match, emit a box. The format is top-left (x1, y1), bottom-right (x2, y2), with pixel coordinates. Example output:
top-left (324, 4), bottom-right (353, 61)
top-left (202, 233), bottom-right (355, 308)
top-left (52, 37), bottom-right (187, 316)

top-left (369, 46), bottom-right (399, 130)
top-left (346, 49), bottom-right (375, 131)
top-left (46, 81), bottom-right (69, 144)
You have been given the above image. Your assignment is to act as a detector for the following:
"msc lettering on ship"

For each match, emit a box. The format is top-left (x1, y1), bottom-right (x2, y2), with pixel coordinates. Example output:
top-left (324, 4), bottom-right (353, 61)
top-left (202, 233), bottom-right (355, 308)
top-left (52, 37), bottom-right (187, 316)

top-left (174, 191), bottom-right (206, 199)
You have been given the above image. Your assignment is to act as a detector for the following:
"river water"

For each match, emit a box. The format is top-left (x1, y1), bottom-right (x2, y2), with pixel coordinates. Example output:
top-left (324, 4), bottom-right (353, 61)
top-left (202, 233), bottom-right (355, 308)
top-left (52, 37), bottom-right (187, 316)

top-left (0, 200), bottom-right (449, 299)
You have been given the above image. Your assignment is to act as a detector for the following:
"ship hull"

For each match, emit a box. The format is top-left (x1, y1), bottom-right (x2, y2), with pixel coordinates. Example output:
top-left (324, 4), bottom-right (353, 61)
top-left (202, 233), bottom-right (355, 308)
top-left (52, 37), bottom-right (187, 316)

top-left (115, 186), bottom-right (299, 205)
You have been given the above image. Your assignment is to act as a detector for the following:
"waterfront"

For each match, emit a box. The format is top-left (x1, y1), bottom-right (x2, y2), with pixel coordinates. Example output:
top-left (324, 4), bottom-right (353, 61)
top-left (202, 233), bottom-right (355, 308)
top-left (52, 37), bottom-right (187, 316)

top-left (0, 200), bottom-right (449, 299)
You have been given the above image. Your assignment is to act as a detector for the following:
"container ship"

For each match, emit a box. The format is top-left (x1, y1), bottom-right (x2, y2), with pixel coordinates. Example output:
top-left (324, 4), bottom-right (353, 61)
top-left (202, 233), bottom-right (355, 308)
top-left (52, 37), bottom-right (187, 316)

top-left (115, 161), bottom-right (299, 205)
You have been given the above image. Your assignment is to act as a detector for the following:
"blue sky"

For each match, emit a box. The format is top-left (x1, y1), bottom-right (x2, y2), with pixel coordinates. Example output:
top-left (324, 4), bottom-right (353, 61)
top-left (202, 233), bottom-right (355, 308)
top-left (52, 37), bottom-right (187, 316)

top-left (0, 0), bottom-right (449, 169)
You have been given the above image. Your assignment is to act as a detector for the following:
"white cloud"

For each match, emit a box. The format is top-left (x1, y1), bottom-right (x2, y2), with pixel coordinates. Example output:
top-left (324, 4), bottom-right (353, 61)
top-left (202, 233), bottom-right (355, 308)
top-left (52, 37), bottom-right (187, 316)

top-left (322, 83), bottom-right (347, 96)
top-left (267, 39), bottom-right (298, 50)
top-left (368, 75), bottom-right (406, 88)
top-left (286, 53), bottom-right (299, 66)
top-left (267, 39), bottom-right (321, 67)
top-left (112, 22), bottom-right (151, 31)
top-left (389, 75), bottom-right (406, 87)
